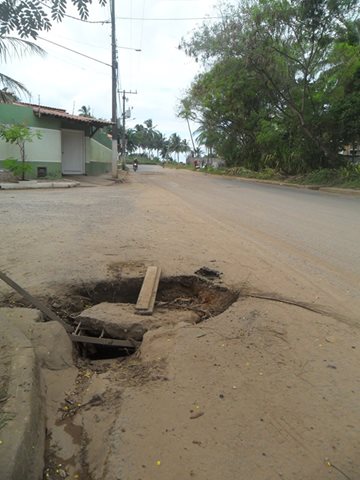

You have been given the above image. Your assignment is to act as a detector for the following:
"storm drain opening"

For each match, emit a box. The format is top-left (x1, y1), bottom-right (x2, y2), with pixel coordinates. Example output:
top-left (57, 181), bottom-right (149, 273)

top-left (76, 338), bottom-right (135, 360)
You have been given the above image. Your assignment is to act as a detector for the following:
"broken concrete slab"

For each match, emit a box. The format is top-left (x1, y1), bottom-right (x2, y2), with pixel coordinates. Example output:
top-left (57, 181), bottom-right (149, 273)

top-left (78, 303), bottom-right (148, 340)
top-left (0, 306), bottom-right (43, 323)
top-left (0, 307), bottom-right (77, 480)
top-left (0, 312), bottom-right (46, 480)
top-left (0, 307), bottom-right (74, 370)
top-left (77, 302), bottom-right (200, 341)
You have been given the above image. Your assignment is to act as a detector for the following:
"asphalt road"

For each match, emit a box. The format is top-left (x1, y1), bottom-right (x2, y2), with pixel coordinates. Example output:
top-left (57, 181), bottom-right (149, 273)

top-left (134, 165), bottom-right (360, 320)
top-left (1, 165), bottom-right (359, 322)
top-left (1, 166), bottom-right (360, 480)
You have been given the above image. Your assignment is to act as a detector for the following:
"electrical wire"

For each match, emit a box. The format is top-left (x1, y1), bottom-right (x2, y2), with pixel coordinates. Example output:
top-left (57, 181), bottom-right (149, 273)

top-left (116, 15), bottom-right (222, 21)
top-left (38, 36), bottom-right (111, 67)
top-left (39, 0), bottom-right (110, 23)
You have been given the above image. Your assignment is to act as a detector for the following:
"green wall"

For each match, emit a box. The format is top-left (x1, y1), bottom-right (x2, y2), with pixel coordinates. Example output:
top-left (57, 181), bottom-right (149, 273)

top-left (0, 127), bottom-right (61, 162)
top-left (0, 103), bottom-right (112, 178)
top-left (0, 159), bottom-right (62, 178)
top-left (93, 129), bottom-right (112, 149)
top-left (85, 137), bottom-right (112, 174)
top-left (0, 103), bottom-right (61, 129)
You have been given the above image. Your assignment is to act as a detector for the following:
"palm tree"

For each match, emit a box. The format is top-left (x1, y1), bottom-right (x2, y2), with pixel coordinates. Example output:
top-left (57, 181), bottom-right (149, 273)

top-left (160, 138), bottom-right (170, 160)
top-left (168, 133), bottom-right (183, 162)
top-left (152, 131), bottom-right (167, 158)
top-left (125, 128), bottom-right (138, 154)
top-left (143, 119), bottom-right (153, 129)
top-left (177, 97), bottom-right (197, 154)
top-left (180, 139), bottom-right (190, 157)
top-left (78, 105), bottom-right (93, 117)
top-left (0, 36), bottom-right (45, 102)
top-left (194, 121), bottom-right (218, 158)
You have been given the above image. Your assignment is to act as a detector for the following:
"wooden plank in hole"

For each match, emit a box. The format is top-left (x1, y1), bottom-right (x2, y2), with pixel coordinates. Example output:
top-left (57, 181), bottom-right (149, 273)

top-left (70, 333), bottom-right (138, 349)
top-left (135, 266), bottom-right (161, 315)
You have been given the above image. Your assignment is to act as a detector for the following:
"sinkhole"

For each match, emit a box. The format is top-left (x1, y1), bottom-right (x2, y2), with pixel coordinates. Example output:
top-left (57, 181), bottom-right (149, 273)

top-left (4, 275), bottom-right (239, 360)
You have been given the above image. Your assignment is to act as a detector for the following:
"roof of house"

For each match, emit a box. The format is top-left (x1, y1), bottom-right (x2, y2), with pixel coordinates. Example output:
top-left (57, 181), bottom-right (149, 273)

top-left (15, 102), bottom-right (112, 127)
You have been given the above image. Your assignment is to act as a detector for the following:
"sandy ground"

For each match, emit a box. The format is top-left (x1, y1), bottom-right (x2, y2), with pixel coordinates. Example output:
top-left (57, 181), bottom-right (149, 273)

top-left (0, 168), bottom-right (359, 480)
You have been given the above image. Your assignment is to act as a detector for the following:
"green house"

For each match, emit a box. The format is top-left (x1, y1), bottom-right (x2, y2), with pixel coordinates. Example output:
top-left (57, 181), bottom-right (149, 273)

top-left (0, 102), bottom-right (112, 178)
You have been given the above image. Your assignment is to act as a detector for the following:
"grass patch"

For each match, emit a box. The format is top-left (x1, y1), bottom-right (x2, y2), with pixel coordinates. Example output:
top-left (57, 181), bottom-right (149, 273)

top-left (226, 165), bottom-right (360, 188)
top-left (223, 166), bottom-right (284, 180)
top-left (288, 166), bottom-right (360, 188)
top-left (164, 162), bottom-right (360, 189)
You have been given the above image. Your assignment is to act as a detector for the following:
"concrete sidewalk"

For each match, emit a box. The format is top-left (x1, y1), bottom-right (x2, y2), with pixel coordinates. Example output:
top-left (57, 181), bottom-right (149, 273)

top-left (0, 179), bottom-right (80, 190)
top-left (0, 309), bottom-right (45, 480)
top-left (0, 308), bottom-right (74, 480)
top-left (0, 171), bottom-right (128, 190)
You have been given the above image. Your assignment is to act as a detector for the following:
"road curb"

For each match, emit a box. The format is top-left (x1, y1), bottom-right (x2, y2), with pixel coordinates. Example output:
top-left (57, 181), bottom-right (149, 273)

top-left (0, 180), bottom-right (80, 190)
top-left (200, 171), bottom-right (360, 196)
top-left (0, 311), bottom-right (46, 480)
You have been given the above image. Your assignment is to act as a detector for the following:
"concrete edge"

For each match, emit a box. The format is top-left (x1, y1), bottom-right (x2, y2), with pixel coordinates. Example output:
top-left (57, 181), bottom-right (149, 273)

top-left (0, 314), bottom-right (45, 480)
top-left (0, 181), bottom-right (80, 190)
top-left (201, 172), bottom-right (360, 196)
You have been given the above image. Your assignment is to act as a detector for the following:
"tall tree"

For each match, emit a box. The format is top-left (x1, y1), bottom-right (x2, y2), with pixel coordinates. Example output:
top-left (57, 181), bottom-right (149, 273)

top-left (169, 133), bottom-right (183, 162)
top-left (0, 0), bottom-right (107, 39)
top-left (177, 97), bottom-right (197, 154)
top-left (181, 0), bottom-right (360, 173)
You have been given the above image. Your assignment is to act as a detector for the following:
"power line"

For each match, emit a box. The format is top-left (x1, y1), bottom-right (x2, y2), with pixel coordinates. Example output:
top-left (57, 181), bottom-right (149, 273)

top-left (38, 37), bottom-right (112, 67)
top-left (38, 37), bottom-right (140, 67)
top-left (116, 15), bottom-right (222, 21)
top-left (58, 14), bottom-right (110, 24)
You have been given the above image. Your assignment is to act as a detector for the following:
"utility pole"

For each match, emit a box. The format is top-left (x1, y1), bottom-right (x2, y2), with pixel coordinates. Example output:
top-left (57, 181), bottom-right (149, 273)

top-left (110, 0), bottom-right (118, 178)
top-left (121, 89), bottom-right (137, 169)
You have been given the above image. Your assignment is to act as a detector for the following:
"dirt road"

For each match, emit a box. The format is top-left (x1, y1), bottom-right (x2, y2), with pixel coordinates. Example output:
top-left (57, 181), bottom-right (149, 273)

top-left (0, 167), bottom-right (359, 480)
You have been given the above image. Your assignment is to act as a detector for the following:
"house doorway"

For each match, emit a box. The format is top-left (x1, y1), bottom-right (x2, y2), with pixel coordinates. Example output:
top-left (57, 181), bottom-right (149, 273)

top-left (61, 129), bottom-right (85, 174)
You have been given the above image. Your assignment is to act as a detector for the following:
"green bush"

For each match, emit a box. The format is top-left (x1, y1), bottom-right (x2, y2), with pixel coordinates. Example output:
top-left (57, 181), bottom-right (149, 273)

top-left (288, 165), bottom-right (360, 188)
top-left (3, 158), bottom-right (33, 178)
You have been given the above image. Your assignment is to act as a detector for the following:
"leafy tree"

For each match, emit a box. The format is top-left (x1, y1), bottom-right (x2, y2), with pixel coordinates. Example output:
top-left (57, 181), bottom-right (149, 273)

top-left (0, 123), bottom-right (42, 179)
top-left (0, 0), bottom-right (105, 100)
top-left (181, 0), bottom-right (360, 173)
top-left (0, 0), bottom-right (107, 39)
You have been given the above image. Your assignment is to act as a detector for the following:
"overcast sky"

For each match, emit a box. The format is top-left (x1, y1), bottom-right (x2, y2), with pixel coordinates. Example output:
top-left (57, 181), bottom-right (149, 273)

top-left (2, 0), bottom-right (222, 142)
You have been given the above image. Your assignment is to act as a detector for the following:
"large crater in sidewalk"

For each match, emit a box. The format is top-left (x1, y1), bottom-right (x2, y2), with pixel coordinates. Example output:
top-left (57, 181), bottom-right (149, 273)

top-left (3, 276), bottom-right (239, 360)
top-left (69, 275), bottom-right (239, 320)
